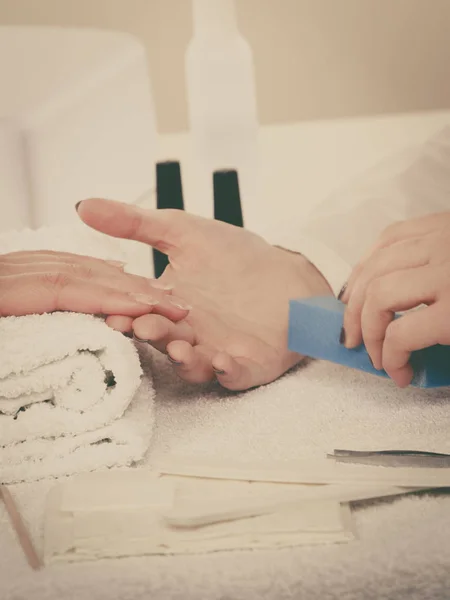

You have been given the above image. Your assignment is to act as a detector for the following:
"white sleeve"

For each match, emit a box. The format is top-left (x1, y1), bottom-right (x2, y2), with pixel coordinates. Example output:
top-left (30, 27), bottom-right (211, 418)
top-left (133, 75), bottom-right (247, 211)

top-left (266, 126), bottom-right (450, 296)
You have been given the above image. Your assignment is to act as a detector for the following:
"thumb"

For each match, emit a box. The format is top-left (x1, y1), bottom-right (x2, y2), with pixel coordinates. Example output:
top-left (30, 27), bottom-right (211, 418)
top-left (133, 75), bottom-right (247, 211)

top-left (76, 198), bottom-right (190, 256)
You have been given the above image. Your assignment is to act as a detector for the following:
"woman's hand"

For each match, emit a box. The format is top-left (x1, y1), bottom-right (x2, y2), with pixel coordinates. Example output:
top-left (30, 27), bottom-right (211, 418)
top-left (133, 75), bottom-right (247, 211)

top-left (77, 198), bottom-right (332, 391)
top-left (341, 212), bottom-right (450, 387)
top-left (0, 250), bottom-right (188, 322)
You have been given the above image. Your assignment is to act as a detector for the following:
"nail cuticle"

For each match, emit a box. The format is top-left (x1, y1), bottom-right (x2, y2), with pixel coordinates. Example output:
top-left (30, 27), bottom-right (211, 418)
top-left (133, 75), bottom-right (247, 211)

top-left (133, 333), bottom-right (148, 343)
top-left (106, 260), bottom-right (126, 269)
top-left (128, 293), bottom-right (158, 306)
top-left (168, 355), bottom-right (183, 366)
top-left (168, 297), bottom-right (192, 310)
top-left (151, 280), bottom-right (174, 291)
top-left (337, 283), bottom-right (347, 301)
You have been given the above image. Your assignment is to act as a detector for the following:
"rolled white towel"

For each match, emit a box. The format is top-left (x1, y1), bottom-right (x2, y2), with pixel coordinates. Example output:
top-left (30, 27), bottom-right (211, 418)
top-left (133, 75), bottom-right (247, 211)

top-left (0, 312), bottom-right (154, 484)
top-left (0, 220), bottom-right (155, 484)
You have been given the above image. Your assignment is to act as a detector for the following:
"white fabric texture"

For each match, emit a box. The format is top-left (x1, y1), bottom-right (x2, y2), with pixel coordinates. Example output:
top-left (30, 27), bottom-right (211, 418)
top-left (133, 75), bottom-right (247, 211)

top-left (0, 224), bottom-right (155, 484)
top-left (2, 355), bottom-right (450, 599)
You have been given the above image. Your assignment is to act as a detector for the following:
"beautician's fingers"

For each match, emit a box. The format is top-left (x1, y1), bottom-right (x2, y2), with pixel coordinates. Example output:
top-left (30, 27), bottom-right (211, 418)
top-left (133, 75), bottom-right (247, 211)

top-left (381, 302), bottom-right (450, 387)
top-left (131, 314), bottom-right (195, 353)
top-left (359, 266), bottom-right (448, 369)
top-left (165, 341), bottom-right (216, 384)
top-left (372, 213), bottom-right (448, 252)
top-left (342, 237), bottom-right (431, 346)
top-left (341, 236), bottom-right (432, 304)
top-left (211, 352), bottom-right (270, 391)
top-left (342, 237), bottom-right (426, 299)
top-left (340, 214), bottom-right (450, 304)
top-left (0, 273), bottom-right (162, 317)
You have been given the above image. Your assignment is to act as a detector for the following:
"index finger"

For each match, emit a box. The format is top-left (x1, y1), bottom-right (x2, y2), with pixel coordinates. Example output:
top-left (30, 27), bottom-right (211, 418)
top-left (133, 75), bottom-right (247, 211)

top-left (373, 213), bottom-right (447, 252)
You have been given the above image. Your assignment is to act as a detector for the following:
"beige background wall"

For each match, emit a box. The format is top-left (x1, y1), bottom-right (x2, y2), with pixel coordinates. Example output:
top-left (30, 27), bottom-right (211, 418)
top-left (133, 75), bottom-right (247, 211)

top-left (1, 0), bottom-right (450, 133)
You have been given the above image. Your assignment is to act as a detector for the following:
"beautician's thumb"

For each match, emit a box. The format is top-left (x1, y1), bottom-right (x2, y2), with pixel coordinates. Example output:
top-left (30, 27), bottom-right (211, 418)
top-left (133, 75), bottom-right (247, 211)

top-left (76, 198), bottom-right (190, 254)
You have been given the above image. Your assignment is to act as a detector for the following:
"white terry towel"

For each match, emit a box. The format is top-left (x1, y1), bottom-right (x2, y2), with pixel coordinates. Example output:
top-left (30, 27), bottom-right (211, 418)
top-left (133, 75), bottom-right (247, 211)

top-left (0, 312), bottom-right (154, 485)
top-left (0, 222), bottom-right (155, 484)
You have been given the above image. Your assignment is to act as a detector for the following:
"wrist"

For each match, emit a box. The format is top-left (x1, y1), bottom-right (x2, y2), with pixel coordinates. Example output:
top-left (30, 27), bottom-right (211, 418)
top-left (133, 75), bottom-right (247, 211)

top-left (273, 245), bottom-right (333, 297)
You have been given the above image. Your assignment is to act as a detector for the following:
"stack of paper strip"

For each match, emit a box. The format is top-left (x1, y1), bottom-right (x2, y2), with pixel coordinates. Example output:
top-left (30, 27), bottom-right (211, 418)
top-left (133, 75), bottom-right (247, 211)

top-left (43, 455), bottom-right (450, 563)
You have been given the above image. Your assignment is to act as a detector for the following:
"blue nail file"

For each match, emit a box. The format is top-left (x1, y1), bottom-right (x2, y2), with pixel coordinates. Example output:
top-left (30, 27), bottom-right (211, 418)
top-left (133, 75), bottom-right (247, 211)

top-left (288, 296), bottom-right (450, 388)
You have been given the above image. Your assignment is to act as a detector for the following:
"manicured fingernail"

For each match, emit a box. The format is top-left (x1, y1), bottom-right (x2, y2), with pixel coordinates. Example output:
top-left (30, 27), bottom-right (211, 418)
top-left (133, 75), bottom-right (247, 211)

top-left (168, 355), bottom-right (183, 366)
top-left (128, 293), bottom-right (159, 306)
top-left (339, 327), bottom-right (346, 345)
top-left (168, 297), bottom-right (192, 310)
top-left (337, 283), bottom-right (347, 301)
top-left (151, 279), bottom-right (174, 291)
top-left (133, 333), bottom-right (148, 343)
top-left (75, 201), bottom-right (82, 212)
top-left (106, 260), bottom-right (126, 269)
top-left (213, 367), bottom-right (226, 375)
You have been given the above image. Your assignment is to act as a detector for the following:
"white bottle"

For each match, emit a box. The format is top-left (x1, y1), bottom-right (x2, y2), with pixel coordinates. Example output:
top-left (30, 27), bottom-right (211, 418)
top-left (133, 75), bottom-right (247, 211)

top-left (185, 0), bottom-right (260, 223)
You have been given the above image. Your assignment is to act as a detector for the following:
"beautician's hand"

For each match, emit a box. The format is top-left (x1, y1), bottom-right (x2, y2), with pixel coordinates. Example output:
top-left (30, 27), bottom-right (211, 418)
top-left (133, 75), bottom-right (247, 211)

top-left (340, 212), bottom-right (450, 387)
top-left (77, 198), bottom-right (332, 390)
top-left (0, 250), bottom-right (188, 320)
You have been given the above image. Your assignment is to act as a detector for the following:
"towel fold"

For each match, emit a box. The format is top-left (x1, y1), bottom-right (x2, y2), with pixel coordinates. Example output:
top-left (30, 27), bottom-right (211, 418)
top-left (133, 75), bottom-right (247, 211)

top-left (0, 222), bottom-right (155, 484)
top-left (0, 312), bottom-right (154, 484)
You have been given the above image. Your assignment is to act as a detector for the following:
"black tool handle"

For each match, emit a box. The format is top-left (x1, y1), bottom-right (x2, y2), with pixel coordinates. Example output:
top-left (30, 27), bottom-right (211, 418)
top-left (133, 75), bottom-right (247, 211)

top-left (153, 161), bottom-right (184, 277)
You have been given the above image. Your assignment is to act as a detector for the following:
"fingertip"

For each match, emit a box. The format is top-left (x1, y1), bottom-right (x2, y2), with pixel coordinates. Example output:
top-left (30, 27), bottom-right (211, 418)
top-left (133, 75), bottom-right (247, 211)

top-left (337, 282), bottom-right (348, 302)
top-left (211, 351), bottom-right (232, 374)
top-left (105, 314), bottom-right (133, 332)
top-left (343, 322), bottom-right (363, 349)
top-left (212, 353), bottom-right (246, 390)
top-left (166, 339), bottom-right (194, 363)
top-left (339, 324), bottom-right (362, 349)
top-left (390, 365), bottom-right (414, 388)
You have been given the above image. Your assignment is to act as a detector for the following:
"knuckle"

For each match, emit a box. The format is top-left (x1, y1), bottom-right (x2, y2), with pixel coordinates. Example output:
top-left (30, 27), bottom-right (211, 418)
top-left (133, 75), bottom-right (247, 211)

top-left (54, 263), bottom-right (94, 280)
top-left (39, 271), bottom-right (71, 289)
top-left (384, 320), bottom-right (402, 346)
top-left (127, 211), bottom-right (147, 239)
top-left (71, 264), bottom-right (94, 279)
top-left (361, 324), bottom-right (380, 342)
top-left (366, 277), bottom-right (385, 303)
top-left (344, 305), bottom-right (360, 328)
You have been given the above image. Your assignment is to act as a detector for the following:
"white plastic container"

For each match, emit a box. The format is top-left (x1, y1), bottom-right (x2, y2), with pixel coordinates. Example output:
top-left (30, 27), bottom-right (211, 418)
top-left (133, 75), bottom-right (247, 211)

top-left (0, 27), bottom-right (158, 274)
top-left (185, 0), bottom-right (260, 223)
